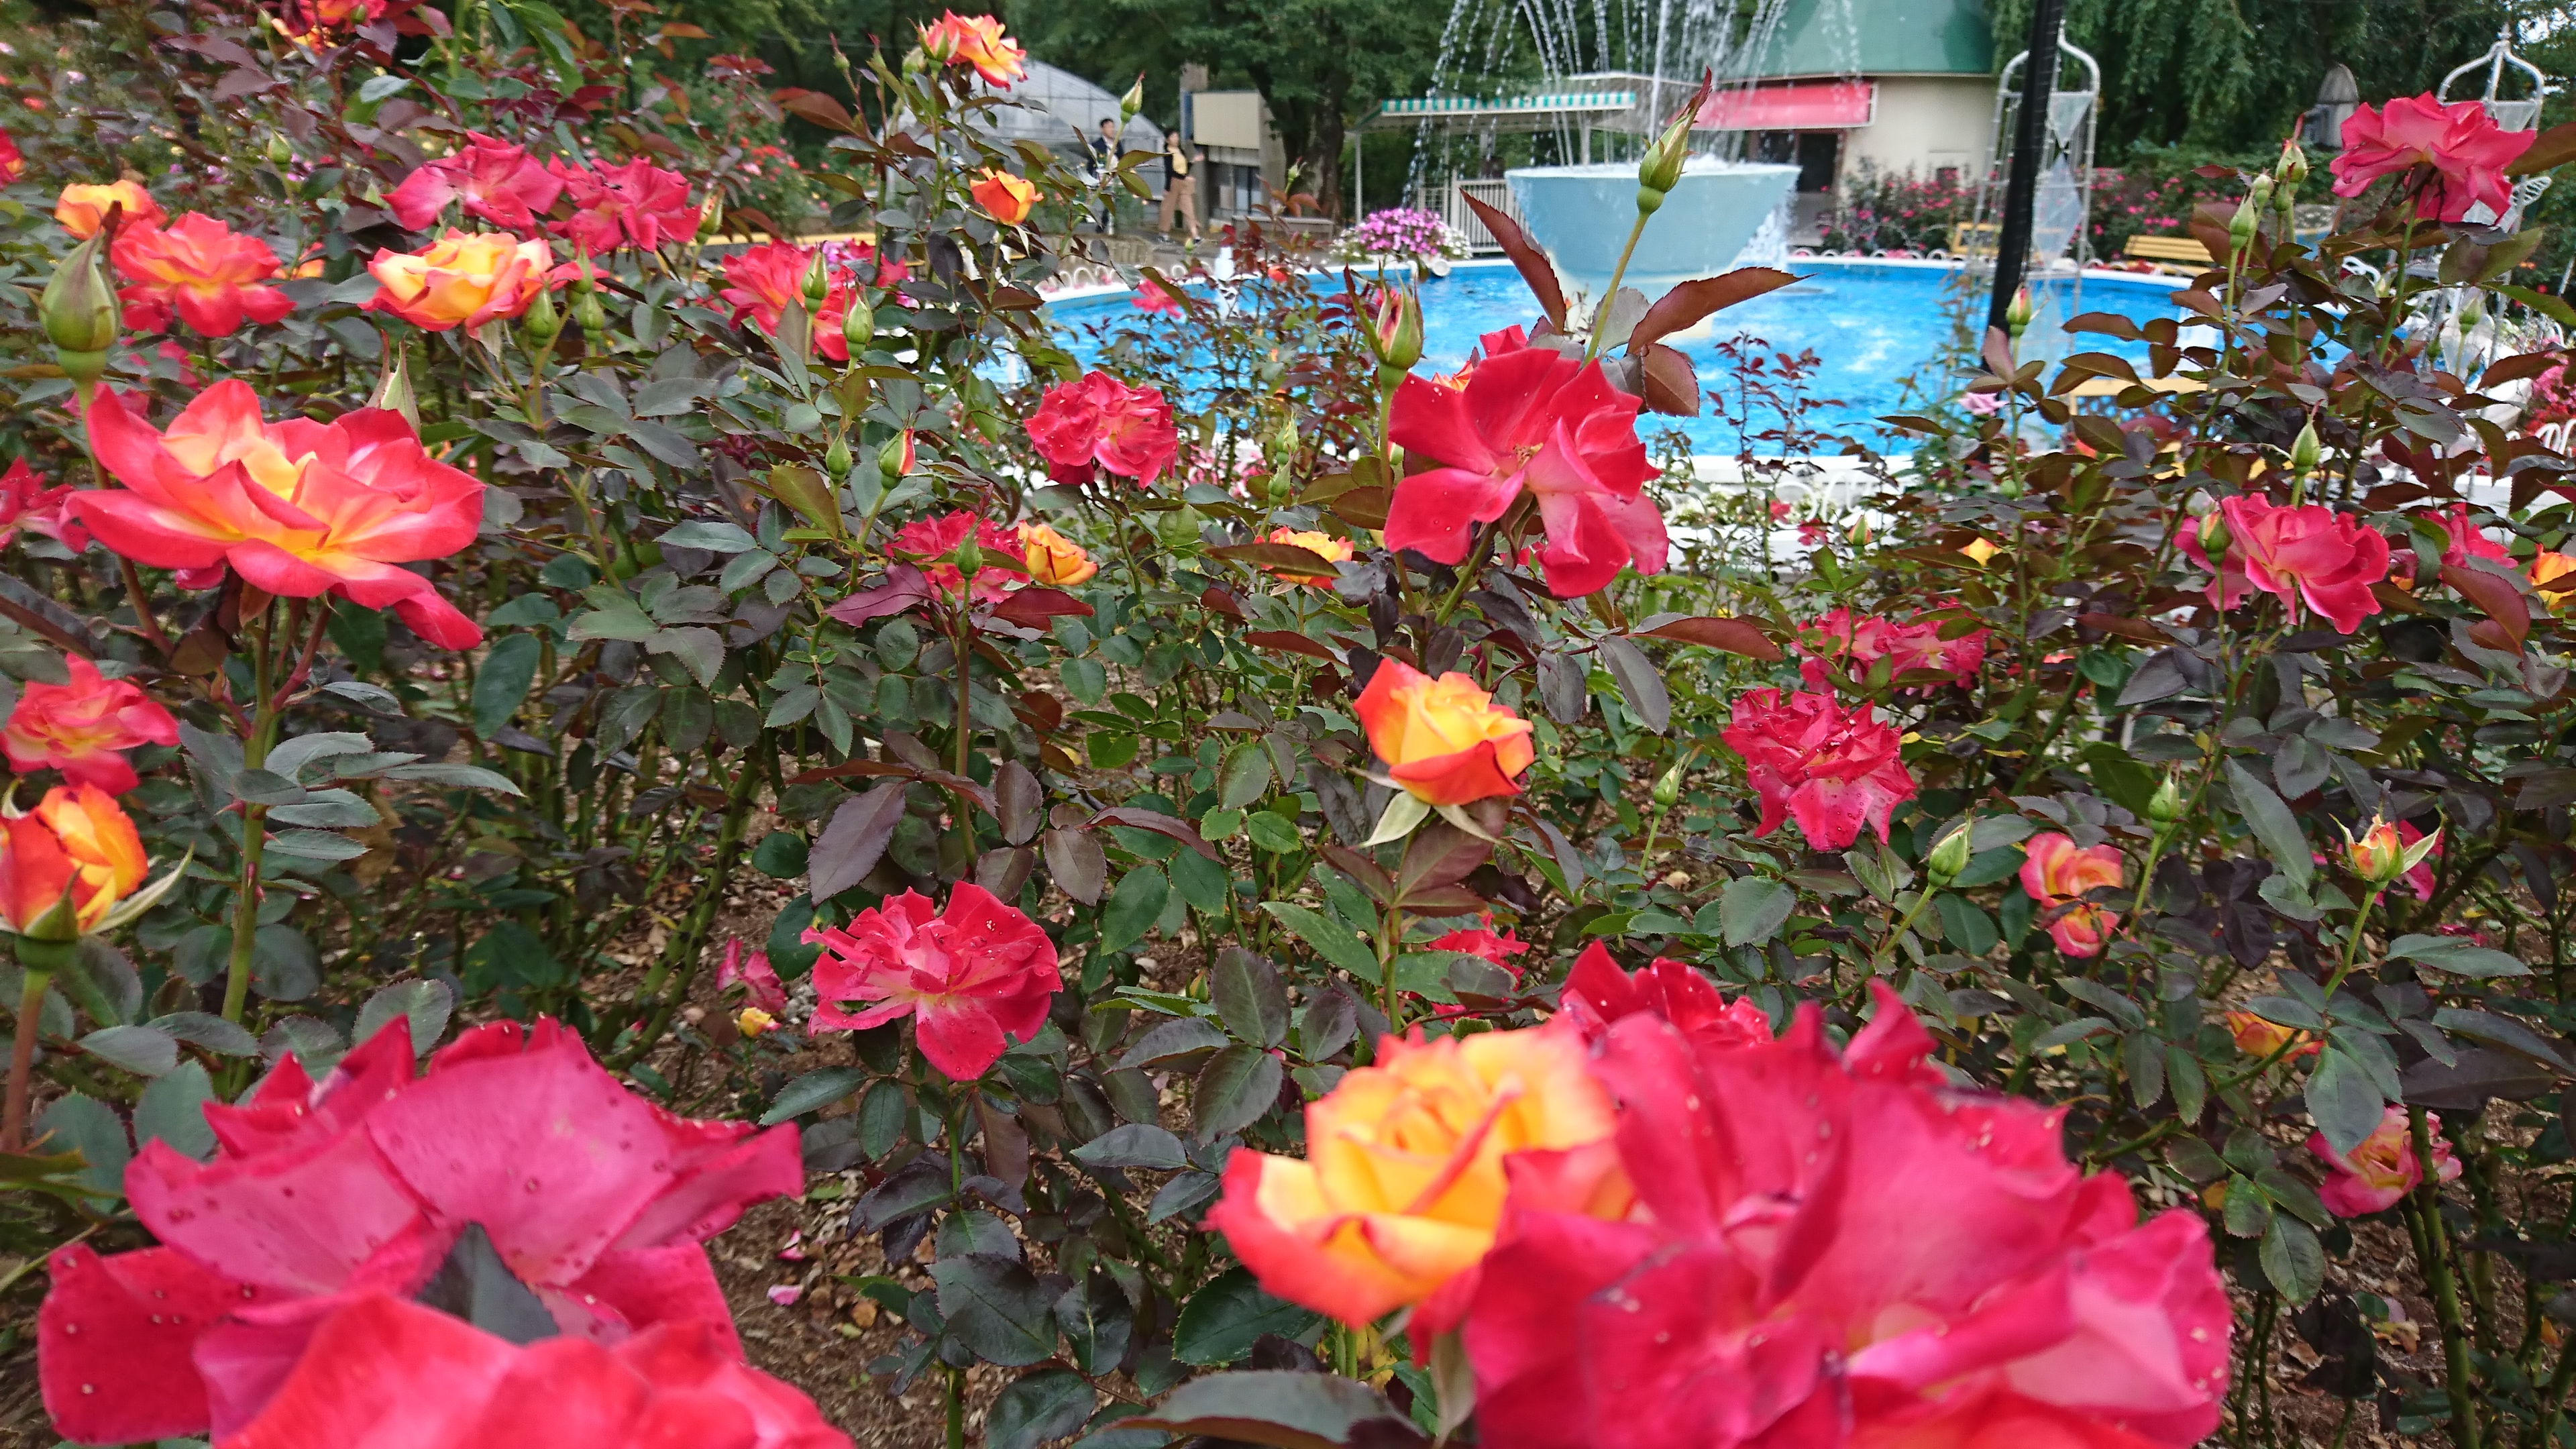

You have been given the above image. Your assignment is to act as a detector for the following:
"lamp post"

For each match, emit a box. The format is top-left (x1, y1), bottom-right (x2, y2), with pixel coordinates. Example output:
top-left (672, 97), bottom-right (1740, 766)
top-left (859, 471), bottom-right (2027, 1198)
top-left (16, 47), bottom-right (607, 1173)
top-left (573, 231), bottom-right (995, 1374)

top-left (1986, 0), bottom-right (2067, 338)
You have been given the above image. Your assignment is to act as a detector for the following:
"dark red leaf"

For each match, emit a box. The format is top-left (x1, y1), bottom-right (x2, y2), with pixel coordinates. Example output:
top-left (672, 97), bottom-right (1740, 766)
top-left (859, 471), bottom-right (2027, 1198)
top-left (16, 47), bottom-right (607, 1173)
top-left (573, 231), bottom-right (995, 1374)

top-left (1242, 629), bottom-right (1340, 661)
top-left (1633, 614), bottom-right (1784, 661)
top-left (1041, 826), bottom-right (1107, 904)
top-left (1086, 806), bottom-right (1221, 860)
top-left (808, 781), bottom-right (907, 900)
top-left (985, 586), bottom-right (1093, 629)
top-left (2443, 563), bottom-right (2531, 651)
top-left (1628, 268), bottom-right (1798, 352)
top-left (1636, 343), bottom-right (1700, 416)
top-left (772, 87), bottom-right (856, 131)
top-left (1200, 584), bottom-right (1246, 620)
top-left (824, 564), bottom-right (932, 626)
top-left (1458, 193), bottom-right (1566, 331)
top-left (2508, 119), bottom-right (2576, 176)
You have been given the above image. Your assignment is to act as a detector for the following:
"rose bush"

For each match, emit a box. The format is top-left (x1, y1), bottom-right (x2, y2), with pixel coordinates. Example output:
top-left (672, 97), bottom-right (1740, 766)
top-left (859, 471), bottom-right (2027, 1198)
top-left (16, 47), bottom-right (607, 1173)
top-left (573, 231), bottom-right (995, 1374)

top-left (2, 11), bottom-right (2575, 1448)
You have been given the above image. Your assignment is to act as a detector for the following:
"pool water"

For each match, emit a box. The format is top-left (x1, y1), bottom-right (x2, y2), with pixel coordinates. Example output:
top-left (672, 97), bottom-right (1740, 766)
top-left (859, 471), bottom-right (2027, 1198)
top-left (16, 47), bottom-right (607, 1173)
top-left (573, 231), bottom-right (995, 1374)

top-left (1047, 258), bottom-right (2186, 455)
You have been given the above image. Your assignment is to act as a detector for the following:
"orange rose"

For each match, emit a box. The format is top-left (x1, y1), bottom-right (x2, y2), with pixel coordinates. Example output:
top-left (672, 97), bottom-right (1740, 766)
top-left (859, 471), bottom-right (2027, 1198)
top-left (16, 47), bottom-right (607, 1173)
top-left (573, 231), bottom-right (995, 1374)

top-left (1356, 659), bottom-right (1536, 805)
top-left (2532, 549), bottom-right (2574, 609)
top-left (1018, 521), bottom-right (1096, 586)
top-left (2018, 831), bottom-right (2125, 958)
top-left (364, 231), bottom-right (554, 333)
top-left (0, 784), bottom-right (145, 936)
top-left (55, 181), bottom-right (165, 239)
top-left (971, 168), bottom-right (1038, 225)
top-left (1205, 1023), bottom-right (1626, 1328)
top-left (111, 213), bottom-right (297, 337)
top-left (1264, 527), bottom-right (1353, 586)
top-left (917, 11), bottom-right (1027, 86)
top-left (2226, 1010), bottom-right (2320, 1061)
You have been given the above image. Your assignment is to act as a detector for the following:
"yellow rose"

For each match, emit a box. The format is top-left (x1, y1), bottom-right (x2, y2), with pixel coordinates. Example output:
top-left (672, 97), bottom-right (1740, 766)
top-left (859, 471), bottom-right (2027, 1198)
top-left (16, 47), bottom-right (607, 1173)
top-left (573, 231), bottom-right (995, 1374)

top-left (1204, 1023), bottom-right (1626, 1328)
top-left (1018, 521), bottom-right (1097, 586)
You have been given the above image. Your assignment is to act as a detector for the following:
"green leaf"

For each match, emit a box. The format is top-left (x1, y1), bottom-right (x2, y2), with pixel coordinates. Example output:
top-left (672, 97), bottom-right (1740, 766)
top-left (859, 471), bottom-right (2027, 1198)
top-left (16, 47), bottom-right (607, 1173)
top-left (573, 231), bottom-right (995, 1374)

top-left (1194, 1044), bottom-right (1285, 1140)
top-left (1173, 1267), bottom-right (1321, 1366)
top-left (1099, 865), bottom-right (1170, 956)
top-left (1121, 1370), bottom-right (1409, 1449)
top-left (1212, 949), bottom-right (1289, 1047)
top-left (1072, 1122), bottom-right (1189, 1171)
top-left (1061, 658), bottom-right (1108, 704)
top-left (1260, 902), bottom-right (1381, 981)
top-left (647, 626), bottom-right (724, 688)
top-left (931, 1255), bottom-right (1059, 1366)
top-left (988, 1368), bottom-right (1097, 1449)
top-left (1057, 1271), bottom-right (1135, 1377)
top-left (751, 831), bottom-right (809, 879)
top-left (78, 1025), bottom-right (177, 1077)
top-left (1718, 877), bottom-right (1794, 947)
top-left (417, 1223), bottom-right (560, 1344)
top-left (470, 633), bottom-right (543, 738)
top-left (1171, 847), bottom-right (1232, 913)
top-left (2385, 934), bottom-right (2529, 979)
top-left (2226, 760), bottom-right (2313, 888)
top-left (761, 1067), bottom-right (868, 1126)
top-left (31, 1093), bottom-right (128, 1202)
top-left (1245, 810), bottom-right (1304, 854)
top-left (1218, 742), bottom-right (1273, 809)
top-left (2260, 1214), bottom-right (2326, 1303)
top-left (133, 1061), bottom-right (217, 1159)
top-left (354, 978), bottom-right (454, 1056)
top-left (657, 520), bottom-right (761, 553)
top-left (2306, 1044), bottom-right (2385, 1158)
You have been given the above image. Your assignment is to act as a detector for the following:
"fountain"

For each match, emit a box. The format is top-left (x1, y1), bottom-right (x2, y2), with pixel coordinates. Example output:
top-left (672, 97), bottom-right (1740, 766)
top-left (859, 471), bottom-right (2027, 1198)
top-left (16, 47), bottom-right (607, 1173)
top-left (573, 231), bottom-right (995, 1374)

top-left (1375, 0), bottom-right (1846, 309)
top-left (1506, 155), bottom-right (1800, 312)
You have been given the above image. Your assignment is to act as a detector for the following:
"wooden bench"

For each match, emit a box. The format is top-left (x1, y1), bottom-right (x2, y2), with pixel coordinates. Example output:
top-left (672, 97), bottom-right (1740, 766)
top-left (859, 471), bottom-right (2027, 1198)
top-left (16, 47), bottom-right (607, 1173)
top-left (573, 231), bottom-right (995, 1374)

top-left (2122, 233), bottom-right (2214, 273)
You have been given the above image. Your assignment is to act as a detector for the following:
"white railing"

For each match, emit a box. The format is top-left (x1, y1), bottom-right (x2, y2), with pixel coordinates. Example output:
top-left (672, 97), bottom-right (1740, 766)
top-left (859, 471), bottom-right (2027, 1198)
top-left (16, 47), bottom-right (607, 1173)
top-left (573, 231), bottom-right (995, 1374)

top-left (1447, 179), bottom-right (1521, 252)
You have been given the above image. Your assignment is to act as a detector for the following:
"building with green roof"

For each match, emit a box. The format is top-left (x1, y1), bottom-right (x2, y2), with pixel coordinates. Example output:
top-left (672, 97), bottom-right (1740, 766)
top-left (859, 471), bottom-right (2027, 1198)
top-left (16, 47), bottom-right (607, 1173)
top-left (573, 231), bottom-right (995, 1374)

top-left (1721, 0), bottom-right (1996, 233)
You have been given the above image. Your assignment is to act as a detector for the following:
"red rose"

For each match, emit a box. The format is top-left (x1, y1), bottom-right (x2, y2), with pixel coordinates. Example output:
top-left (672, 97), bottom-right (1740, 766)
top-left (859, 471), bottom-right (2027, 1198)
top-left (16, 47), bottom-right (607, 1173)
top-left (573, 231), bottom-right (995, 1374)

top-left (2182, 495), bottom-right (2390, 633)
top-left (386, 133), bottom-right (566, 233)
top-left (38, 1018), bottom-right (802, 1443)
top-left (1463, 984), bottom-right (2231, 1448)
top-left (3, 654), bottom-right (178, 794)
top-left (2330, 93), bottom-right (2535, 223)
top-left (804, 882), bottom-right (1061, 1081)
top-left (221, 1293), bottom-right (847, 1449)
top-left (550, 156), bottom-right (697, 254)
top-left (1383, 343), bottom-right (1665, 598)
top-left (1025, 370), bottom-right (1179, 487)
top-left (76, 381), bottom-right (486, 649)
top-left (1719, 687), bottom-right (1916, 850)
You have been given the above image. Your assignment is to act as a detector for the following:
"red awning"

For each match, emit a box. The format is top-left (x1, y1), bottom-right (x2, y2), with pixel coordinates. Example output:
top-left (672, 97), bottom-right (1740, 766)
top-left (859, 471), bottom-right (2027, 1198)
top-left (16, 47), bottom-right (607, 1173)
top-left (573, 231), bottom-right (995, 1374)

top-left (1697, 80), bottom-right (1876, 131)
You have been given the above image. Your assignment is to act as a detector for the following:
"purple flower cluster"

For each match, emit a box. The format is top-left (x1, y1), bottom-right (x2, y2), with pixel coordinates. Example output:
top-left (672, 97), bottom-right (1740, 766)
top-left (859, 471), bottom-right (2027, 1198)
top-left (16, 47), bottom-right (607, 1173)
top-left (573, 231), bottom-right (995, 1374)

top-left (1333, 207), bottom-right (1466, 263)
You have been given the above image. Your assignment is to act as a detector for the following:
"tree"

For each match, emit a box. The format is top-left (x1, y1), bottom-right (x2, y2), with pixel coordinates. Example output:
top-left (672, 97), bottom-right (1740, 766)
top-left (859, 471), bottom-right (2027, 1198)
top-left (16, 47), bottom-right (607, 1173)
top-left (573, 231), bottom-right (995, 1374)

top-left (1009, 0), bottom-right (1449, 217)
top-left (1990, 0), bottom-right (2562, 156)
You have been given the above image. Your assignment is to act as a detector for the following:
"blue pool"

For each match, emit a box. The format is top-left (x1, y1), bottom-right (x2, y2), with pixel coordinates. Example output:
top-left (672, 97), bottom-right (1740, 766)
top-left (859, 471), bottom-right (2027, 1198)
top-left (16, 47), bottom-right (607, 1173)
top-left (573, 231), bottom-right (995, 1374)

top-left (1047, 259), bottom-right (2187, 455)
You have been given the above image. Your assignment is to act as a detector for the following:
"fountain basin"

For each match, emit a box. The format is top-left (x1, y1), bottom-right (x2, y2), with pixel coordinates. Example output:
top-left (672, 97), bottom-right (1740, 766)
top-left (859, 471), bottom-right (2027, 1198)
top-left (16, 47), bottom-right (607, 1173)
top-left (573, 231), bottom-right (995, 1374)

top-left (1507, 158), bottom-right (1802, 311)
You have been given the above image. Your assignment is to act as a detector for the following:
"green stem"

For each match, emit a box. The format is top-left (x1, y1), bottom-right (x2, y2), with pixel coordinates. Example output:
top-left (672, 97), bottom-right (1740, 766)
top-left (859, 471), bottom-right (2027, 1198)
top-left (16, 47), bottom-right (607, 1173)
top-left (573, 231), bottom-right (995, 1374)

top-left (3, 966), bottom-right (54, 1152)
top-left (606, 763), bottom-right (760, 1069)
top-left (944, 1363), bottom-right (965, 1449)
top-left (221, 605), bottom-right (280, 1025)
top-left (2411, 1105), bottom-right (2483, 1449)
top-left (1584, 211), bottom-right (1652, 362)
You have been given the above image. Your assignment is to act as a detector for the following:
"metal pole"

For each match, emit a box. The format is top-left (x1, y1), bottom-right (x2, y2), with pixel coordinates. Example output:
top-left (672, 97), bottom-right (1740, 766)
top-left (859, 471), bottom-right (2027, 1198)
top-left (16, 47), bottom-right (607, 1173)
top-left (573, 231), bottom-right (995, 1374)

top-left (1986, 0), bottom-right (2066, 336)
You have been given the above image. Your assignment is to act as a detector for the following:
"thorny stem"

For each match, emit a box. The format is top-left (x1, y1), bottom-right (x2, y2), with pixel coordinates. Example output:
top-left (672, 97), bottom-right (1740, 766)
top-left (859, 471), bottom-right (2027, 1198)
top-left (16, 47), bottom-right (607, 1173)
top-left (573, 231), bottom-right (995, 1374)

top-left (2410, 1105), bottom-right (2483, 1449)
top-left (221, 602), bottom-right (280, 1026)
top-left (3, 965), bottom-right (54, 1152)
